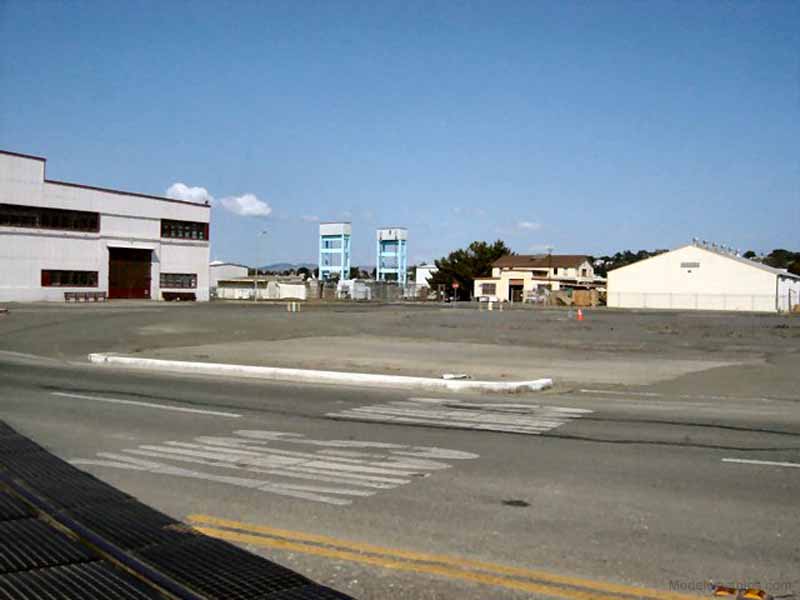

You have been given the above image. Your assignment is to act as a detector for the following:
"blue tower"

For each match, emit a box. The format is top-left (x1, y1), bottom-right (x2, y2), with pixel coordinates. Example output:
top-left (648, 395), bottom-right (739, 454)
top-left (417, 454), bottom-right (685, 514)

top-left (376, 227), bottom-right (408, 285)
top-left (319, 222), bottom-right (351, 280)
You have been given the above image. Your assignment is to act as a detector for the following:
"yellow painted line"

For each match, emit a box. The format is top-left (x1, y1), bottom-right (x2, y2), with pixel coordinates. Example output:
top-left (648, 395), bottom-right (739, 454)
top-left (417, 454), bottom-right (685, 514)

top-left (187, 514), bottom-right (701, 600)
top-left (194, 525), bottom-right (629, 600)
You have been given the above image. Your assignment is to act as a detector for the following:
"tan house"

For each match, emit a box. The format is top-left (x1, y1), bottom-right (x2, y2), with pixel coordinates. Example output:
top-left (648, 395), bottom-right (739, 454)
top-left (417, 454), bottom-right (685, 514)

top-left (473, 254), bottom-right (605, 303)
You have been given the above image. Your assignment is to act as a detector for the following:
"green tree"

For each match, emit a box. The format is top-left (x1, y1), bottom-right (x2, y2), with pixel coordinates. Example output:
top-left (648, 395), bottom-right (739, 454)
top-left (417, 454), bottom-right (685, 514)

top-left (593, 249), bottom-right (668, 277)
top-left (743, 250), bottom-right (757, 259)
top-left (429, 240), bottom-right (512, 300)
top-left (763, 249), bottom-right (797, 269)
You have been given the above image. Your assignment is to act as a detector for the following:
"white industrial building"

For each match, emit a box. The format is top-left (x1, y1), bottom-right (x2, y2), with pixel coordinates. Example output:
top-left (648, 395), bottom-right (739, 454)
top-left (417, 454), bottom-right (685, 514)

top-left (414, 264), bottom-right (438, 287)
top-left (215, 276), bottom-right (307, 301)
top-left (0, 149), bottom-right (211, 302)
top-left (209, 261), bottom-right (249, 289)
top-left (607, 242), bottom-right (800, 313)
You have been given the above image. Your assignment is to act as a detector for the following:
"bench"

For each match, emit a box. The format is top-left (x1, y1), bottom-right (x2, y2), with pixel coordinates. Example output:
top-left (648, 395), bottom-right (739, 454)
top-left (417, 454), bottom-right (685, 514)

top-left (162, 292), bottom-right (196, 302)
top-left (64, 291), bottom-right (108, 303)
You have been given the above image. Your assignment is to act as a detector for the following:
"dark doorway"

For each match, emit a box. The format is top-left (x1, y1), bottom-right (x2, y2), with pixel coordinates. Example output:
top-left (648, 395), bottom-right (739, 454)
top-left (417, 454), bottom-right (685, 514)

top-left (108, 248), bottom-right (152, 299)
top-left (509, 279), bottom-right (524, 303)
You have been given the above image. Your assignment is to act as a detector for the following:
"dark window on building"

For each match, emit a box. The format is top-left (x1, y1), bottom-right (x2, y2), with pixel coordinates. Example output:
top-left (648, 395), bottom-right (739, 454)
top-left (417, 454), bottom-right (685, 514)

top-left (160, 273), bottom-right (197, 288)
top-left (0, 204), bottom-right (99, 232)
top-left (41, 270), bottom-right (99, 287)
top-left (481, 283), bottom-right (497, 295)
top-left (161, 219), bottom-right (208, 240)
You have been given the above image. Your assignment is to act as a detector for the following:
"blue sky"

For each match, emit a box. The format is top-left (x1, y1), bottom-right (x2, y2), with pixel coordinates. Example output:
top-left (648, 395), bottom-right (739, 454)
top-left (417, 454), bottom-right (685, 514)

top-left (1, 1), bottom-right (797, 266)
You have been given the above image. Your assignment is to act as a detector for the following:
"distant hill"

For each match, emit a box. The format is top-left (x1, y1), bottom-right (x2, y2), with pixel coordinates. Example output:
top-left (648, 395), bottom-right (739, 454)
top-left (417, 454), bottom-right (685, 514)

top-left (258, 262), bottom-right (316, 272)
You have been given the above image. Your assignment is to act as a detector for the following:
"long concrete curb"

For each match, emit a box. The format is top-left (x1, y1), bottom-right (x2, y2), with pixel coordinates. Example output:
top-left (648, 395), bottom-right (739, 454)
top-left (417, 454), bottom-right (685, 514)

top-left (88, 353), bottom-right (553, 393)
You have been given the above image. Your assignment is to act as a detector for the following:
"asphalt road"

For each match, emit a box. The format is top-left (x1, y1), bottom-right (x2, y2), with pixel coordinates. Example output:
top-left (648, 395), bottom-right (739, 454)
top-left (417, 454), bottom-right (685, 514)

top-left (2, 351), bottom-right (798, 600)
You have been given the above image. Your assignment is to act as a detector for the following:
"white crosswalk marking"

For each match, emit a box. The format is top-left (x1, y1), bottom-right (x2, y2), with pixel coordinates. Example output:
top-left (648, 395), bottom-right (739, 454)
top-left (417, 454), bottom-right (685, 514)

top-left (326, 398), bottom-right (592, 435)
top-left (70, 429), bottom-right (478, 506)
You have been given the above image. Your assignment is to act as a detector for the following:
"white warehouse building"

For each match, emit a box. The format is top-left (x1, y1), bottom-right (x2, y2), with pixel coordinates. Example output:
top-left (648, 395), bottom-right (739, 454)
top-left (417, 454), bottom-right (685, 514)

top-left (209, 261), bottom-right (249, 289)
top-left (0, 149), bottom-right (211, 302)
top-left (607, 242), bottom-right (800, 313)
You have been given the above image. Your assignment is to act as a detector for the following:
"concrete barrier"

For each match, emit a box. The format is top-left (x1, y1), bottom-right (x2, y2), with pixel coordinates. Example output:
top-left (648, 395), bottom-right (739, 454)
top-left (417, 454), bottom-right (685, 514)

top-left (88, 353), bottom-right (553, 393)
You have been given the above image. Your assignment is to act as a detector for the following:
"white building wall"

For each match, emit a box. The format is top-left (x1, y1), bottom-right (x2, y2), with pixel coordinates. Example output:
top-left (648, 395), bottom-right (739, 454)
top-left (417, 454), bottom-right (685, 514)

top-left (159, 242), bottom-right (210, 301)
top-left (414, 265), bottom-right (437, 287)
top-left (0, 232), bottom-right (104, 302)
top-left (778, 275), bottom-right (800, 312)
top-left (0, 151), bottom-right (210, 302)
top-left (209, 264), bottom-right (249, 288)
top-left (607, 245), bottom-right (783, 312)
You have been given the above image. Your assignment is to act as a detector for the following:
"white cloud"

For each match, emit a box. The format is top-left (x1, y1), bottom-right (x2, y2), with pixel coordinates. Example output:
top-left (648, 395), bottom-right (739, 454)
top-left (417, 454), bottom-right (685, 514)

top-left (165, 182), bottom-right (214, 205)
top-left (220, 193), bottom-right (272, 217)
top-left (516, 220), bottom-right (542, 231)
top-left (495, 220), bottom-right (544, 236)
top-left (301, 215), bottom-right (320, 222)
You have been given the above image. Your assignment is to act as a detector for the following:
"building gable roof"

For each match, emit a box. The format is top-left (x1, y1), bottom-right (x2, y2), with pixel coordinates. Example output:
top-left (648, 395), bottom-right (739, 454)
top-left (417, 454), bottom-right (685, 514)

top-left (1, 148), bottom-right (210, 209)
top-left (492, 254), bottom-right (590, 269)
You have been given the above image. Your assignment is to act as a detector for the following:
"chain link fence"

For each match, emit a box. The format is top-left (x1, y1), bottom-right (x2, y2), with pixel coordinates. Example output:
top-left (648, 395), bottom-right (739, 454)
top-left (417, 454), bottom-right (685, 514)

top-left (608, 292), bottom-right (799, 313)
top-left (309, 280), bottom-right (441, 302)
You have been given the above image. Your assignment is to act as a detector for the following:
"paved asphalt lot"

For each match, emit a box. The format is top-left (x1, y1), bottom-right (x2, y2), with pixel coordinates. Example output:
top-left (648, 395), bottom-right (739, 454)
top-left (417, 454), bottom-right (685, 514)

top-left (1, 302), bottom-right (799, 599)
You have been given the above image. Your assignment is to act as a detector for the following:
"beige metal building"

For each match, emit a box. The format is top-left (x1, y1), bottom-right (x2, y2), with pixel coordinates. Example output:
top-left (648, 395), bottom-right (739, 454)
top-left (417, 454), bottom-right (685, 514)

top-left (607, 243), bottom-right (800, 312)
top-left (473, 255), bottom-right (604, 303)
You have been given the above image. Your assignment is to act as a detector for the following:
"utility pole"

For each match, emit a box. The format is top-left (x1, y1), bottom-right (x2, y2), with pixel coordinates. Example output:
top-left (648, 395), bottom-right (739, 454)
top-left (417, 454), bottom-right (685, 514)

top-left (255, 229), bottom-right (268, 302)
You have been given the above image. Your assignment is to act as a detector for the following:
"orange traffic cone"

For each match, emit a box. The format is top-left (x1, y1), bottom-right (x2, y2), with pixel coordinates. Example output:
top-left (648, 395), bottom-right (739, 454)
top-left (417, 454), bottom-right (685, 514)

top-left (577, 308), bottom-right (584, 321)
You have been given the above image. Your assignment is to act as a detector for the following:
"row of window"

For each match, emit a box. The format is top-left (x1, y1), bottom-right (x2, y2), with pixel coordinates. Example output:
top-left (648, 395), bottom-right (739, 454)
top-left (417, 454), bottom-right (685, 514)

top-left (1, 204), bottom-right (209, 241)
top-left (41, 270), bottom-right (99, 287)
top-left (40, 270), bottom-right (198, 289)
top-left (159, 273), bottom-right (197, 289)
top-left (161, 219), bottom-right (209, 241)
top-left (1, 204), bottom-right (100, 232)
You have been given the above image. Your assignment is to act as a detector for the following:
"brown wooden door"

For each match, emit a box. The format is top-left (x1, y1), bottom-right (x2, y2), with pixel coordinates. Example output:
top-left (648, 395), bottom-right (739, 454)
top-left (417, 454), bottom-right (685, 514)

top-left (108, 248), bottom-right (152, 299)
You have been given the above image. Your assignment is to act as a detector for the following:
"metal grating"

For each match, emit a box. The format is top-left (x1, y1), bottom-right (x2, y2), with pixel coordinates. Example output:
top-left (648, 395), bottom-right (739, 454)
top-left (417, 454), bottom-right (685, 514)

top-left (0, 421), bottom-right (356, 600)
top-left (0, 518), bottom-right (95, 574)
top-left (0, 435), bottom-right (45, 457)
top-left (0, 562), bottom-right (163, 600)
top-left (66, 500), bottom-right (198, 551)
top-left (137, 536), bottom-right (311, 599)
top-left (2, 454), bottom-right (131, 509)
top-left (0, 491), bottom-right (29, 522)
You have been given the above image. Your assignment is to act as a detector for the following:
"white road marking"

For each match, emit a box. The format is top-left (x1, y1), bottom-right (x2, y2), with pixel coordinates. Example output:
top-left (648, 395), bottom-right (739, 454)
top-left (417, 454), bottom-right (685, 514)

top-left (721, 458), bottom-right (800, 469)
top-left (326, 398), bottom-right (591, 435)
top-left (579, 389), bottom-right (663, 397)
top-left (578, 389), bottom-right (776, 403)
top-left (51, 391), bottom-right (241, 418)
top-left (70, 430), bottom-right (477, 506)
top-left (121, 448), bottom-right (399, 488)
